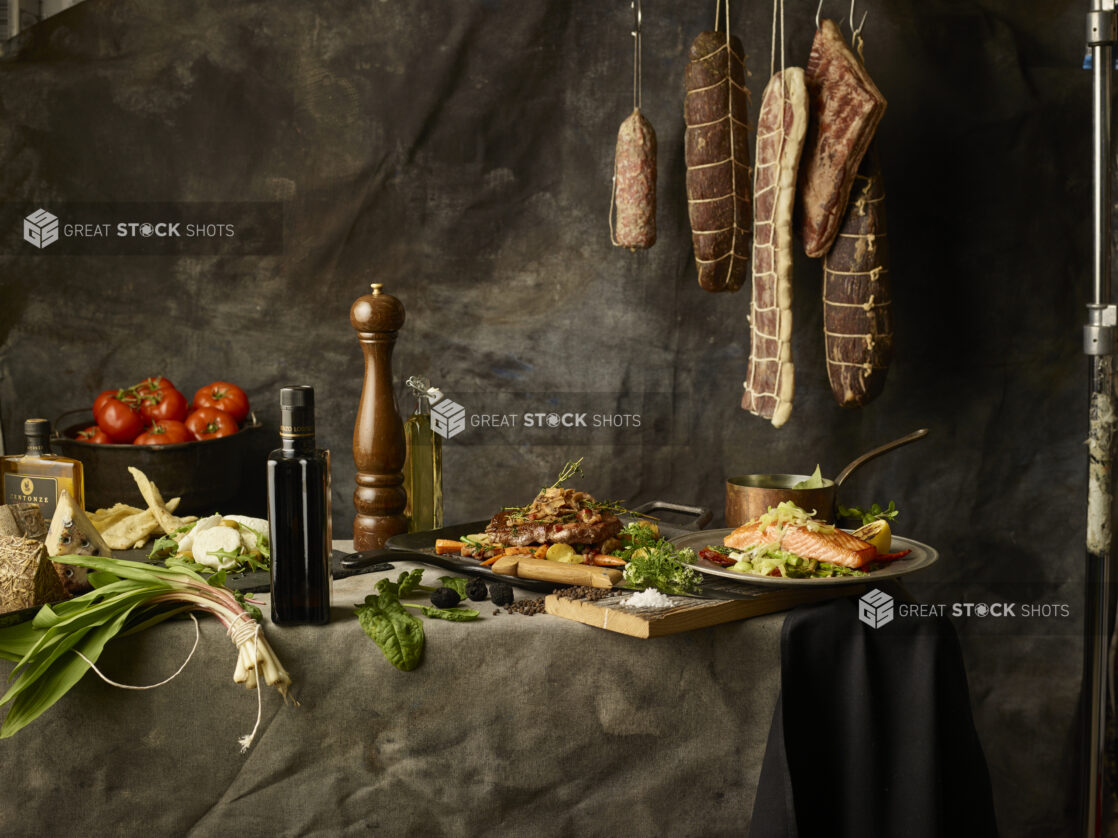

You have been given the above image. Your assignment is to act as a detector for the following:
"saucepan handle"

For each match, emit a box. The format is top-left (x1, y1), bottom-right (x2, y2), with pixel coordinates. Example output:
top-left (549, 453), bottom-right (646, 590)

top-left (631, 500), bottom-right (713, 531)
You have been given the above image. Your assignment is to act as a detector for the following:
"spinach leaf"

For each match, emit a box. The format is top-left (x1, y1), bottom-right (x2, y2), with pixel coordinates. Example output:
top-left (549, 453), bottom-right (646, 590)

top-left (403, 603), bottom-right (480, 621)
top-left (437, 576), bottom-right (469, 599)
top-left (396, 568), bottom-right (426, 598)
top-left (355, 591), bottom-right (425, 672)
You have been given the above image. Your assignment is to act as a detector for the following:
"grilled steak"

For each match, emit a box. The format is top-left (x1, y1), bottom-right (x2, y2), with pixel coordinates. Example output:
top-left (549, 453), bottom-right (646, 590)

top-left (486, 509), bottom-right (622, 547)
top-left (484, 487), bottom-right (622, 546)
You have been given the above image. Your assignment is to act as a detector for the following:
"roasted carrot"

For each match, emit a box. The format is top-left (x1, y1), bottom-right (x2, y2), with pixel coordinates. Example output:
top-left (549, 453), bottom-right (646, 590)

top-left (435, 539), bottom-right (466, 555)
top-left (588, 554), bottom-right (626, 567)
top-left (533, 544), bottom-right (548, 560)
top-left (480, 551), bottom-right (506, 567)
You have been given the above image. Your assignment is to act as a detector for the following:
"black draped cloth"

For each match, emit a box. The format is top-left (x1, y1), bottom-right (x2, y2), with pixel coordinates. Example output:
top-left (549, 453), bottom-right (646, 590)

top-left (750, 586), bottom-right (1000, 838)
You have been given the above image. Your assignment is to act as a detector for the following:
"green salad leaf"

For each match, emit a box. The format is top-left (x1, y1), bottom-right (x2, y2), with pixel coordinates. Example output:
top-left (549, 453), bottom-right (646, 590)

top-left (792, 465), bottom-right (826, 489)
top-left (838, 501), bottom-right (899, 526)
top-left (729, 543), bottom-right (869, 579)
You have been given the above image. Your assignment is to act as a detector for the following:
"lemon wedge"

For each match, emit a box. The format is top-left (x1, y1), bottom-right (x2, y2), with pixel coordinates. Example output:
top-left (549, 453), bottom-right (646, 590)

top-left (852, 519), bottom-right (891, 554)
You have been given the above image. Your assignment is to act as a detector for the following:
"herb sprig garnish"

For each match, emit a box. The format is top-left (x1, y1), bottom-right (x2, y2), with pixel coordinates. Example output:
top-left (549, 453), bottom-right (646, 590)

top-left (499, 458), bottom-right (651, 525)
top-left (550, 458), bottom-right (585, 488)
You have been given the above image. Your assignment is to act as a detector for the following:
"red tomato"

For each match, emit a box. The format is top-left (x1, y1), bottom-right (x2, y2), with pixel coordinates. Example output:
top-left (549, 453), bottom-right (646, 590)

top-left (94, 388), bottom-right (139, 417)
top-left (134, 376), bottom-right (175, 396)
top-left (96, 398), bottom-right (144, 443)
top-left (134, 420), bottom-right (192, 445)
top-left (93, 390), bottom-right (117, 417)
top-left (185, 407), bottom-right (238, 440)
top-left (76, 425), bottom-right (112, 444)
top-left (193, 381), bottom-right (250, 423)
top-left (140, 386), bottom-right (189, 423)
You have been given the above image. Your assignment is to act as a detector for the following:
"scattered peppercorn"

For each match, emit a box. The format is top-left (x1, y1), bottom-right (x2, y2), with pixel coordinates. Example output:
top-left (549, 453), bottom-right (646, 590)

top-left (430, 587), bottom-right (461, 609)
top-left (466, 577), bottom-right (489, 602)
top-left (503, 597), bottom-right (545, 616)
top-left (489, 581), bottom-right (514, 606)
top-left (553, 585), bottom-right (616, 602)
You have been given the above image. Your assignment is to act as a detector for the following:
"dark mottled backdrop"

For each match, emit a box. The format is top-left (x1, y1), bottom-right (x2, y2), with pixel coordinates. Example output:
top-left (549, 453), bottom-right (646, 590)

top-left (0, 0), bottom-right (1094, 833)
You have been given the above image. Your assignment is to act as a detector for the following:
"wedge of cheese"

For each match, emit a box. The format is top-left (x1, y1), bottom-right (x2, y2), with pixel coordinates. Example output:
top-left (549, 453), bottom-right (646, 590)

top-left (0, 535), bottom-right (66, 613)
top-left (0, 503), bottom-right (48, 540)
top-left (45, 490), bottom-right (112, 595)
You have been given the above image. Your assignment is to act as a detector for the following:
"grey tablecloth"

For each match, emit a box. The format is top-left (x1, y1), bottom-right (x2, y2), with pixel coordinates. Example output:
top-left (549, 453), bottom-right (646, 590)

top-left (0, 543), bottom-right (784, 837)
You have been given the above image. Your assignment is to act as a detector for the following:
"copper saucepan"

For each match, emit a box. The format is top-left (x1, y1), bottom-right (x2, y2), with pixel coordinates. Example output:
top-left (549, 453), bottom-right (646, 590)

top-left (724, 428), bottom-right (930, 527)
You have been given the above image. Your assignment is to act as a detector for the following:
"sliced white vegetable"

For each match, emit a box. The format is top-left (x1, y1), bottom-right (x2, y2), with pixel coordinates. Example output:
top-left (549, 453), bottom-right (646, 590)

top-left (191, 526), bottom-right (243, 571)
top-left (179, 514), bottom-right (222, 553)
top-left (223, 515), bottom-right (269, 550)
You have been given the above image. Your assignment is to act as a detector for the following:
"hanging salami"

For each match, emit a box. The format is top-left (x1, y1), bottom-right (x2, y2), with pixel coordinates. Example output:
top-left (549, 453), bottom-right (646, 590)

top-left (823, 144), bottom-right (892, 407)
top-left (611, 109), bottom-right (657, 250)
top-left (797, 18), bottom-right (886, 259)
top-left (609, 2), bottom-right (656, 251)
top-left (684, 30), bottom-right (752, 292)
top-left (741, 68), bottom-right (809, 427)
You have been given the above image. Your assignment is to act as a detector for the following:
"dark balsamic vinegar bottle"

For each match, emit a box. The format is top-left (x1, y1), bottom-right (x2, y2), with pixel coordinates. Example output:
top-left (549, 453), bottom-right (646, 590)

top-left (268, 386), bottom-right (332, 625)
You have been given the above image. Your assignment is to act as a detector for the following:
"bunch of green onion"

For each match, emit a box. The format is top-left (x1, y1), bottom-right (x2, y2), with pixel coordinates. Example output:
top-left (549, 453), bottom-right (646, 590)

top-left (0, 554), bottom-right (293, 742)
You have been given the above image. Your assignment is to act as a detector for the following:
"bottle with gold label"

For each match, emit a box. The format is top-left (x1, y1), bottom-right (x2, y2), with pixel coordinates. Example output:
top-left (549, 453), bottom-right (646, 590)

top-left (0, 418), bottom-right (85, 520)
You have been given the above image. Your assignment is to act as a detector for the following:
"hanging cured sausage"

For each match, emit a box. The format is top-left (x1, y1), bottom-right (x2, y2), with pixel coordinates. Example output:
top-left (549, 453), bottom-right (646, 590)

top-left (610, 1), bottom-right (656, 251)
top-left (741, 68), bottom-right (809, 428)
top-left (823, 145), bottom-right (892, 407)
top-left (611, 109), bottom-right (657, 250)
top-left (684, 30), bottom-right (752, 292)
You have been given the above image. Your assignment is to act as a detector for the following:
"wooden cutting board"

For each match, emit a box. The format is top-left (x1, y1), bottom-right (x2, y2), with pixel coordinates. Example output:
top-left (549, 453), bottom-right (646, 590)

top-left (545, 583), bottom-right (863, 638)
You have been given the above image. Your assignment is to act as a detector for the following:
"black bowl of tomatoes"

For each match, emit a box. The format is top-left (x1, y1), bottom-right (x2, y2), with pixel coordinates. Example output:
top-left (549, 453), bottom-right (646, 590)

top-left (52, 377), bottom-right (263, 515)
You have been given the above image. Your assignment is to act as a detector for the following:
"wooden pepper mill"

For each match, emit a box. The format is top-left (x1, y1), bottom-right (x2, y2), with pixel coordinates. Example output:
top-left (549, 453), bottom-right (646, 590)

top-left (350, 283), bottom-right (408, 550)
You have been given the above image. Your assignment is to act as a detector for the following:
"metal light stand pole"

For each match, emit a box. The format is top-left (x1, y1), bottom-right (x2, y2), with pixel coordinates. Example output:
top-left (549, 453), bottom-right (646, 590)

top-left (1085, 3), bottom-right (1118, 835)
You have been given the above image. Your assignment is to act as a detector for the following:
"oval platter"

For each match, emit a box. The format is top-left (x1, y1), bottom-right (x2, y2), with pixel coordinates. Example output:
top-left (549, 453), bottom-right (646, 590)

top-left (671, 527), bottom-right (939, 588)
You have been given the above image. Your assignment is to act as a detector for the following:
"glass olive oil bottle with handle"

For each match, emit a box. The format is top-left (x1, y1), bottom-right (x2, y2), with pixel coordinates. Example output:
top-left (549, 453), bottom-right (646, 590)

top-left (1, 418), bottom-right (84, 520)
top-left (268, 386), bottom-right (332, 625)
top-left (402, 376), bottom-right (443, 533)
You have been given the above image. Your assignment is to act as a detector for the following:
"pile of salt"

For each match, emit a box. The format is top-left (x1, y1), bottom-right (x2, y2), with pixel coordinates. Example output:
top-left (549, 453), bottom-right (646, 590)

top-left (624, 587), bottom-right (674, 609)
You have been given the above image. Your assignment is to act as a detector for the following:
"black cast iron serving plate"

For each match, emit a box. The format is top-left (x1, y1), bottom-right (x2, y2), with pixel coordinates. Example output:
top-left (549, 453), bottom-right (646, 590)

top-left (342, 521), bottom-right (559, 593)
top-left (342, 500), bottom-right (713, 593)
top-left (118, 547), bottom-right (390, 594)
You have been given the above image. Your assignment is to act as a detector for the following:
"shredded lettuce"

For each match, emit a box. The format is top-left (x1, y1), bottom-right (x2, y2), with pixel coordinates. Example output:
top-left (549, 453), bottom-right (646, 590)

top-left (727, 540), bottom-right (868, 579)
top-left (756, 501), bottom-right (835, 534)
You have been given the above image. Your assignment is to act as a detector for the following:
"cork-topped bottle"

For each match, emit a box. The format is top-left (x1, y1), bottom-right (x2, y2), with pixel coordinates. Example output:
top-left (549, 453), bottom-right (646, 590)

top-left (350, 283), bottom-right (408, 550)
top-left (1, 418), bottom-right (84, 520)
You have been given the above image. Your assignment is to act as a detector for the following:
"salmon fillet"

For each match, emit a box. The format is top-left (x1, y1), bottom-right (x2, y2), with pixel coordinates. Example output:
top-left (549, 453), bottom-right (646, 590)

top-left (724, 521), bottom-right (876, 568)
